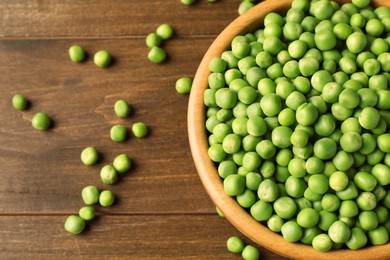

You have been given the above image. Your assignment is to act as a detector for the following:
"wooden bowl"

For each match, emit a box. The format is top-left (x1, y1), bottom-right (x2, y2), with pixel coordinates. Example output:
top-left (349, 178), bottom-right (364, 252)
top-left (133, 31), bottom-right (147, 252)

top-left (188, 0), bottom-right (390, 259)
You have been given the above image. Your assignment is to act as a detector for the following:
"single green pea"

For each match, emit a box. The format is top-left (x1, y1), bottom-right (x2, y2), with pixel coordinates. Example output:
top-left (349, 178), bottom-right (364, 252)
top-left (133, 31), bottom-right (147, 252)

top-left (80, 146), bottom-right (99, 166)
top-left (79, 206), bottom-right (95, 221)
top-left (148, 46), bottom-right (166, 63)
top-left (156, 23), bottom-right (174, 40)
top-left (180, 0), bottom-right (196, 5)
top-left (32, 112), bottom-right (51, 131)
top-left (354, 171), bottom-right (377, 192)
top-left (250, 200), bottom-right (273, 221)
top-left (328, 220), bottom-right (351, 244)
top-left (238, 1), bottom-right (255, 15)
top-left (114, 99), bottom-right (131, 118)
top-left (100, 165), bottom-right (118, 185)
top-left (258, 179), bottom-right (279, 202)
top-left (226, 236), bottom-right (245, 253)
top-left (274, 196), bottom-right (297, 219)
top-left (132, 122), bottom-right (148, 138)
top-left (64, 215), bottom-right (86, 235)
top-left (346, 32), bottom-right (367, 53)
top-left (99, 190), bottom-right (115, 207)
top-left (216, 207), bottom-right (225, 218)
top-left (12, 94), bottom-right (28, 110)
top-left (145, 33), bottom-right (162, 48)
top-left (242, 245), bottom-right (260, 260)
top-left (281, 221), bottom-right (303, 242)
top-left (313, 138), bottom-right (337, 160)
top-left (359, 107), bottom-right (380, 130)
top-left (68, 45), bottom-right (85, 62)
top-left (312, 234), bottom-right (333, 252)
top-left (94, 50), bottom-right (111, 68)
top-left (113, 153), bottom-right (131, 174)
top-left (224, 174), bottom-right (245, 196)
top-left (110, 125), bottom-right (127, 142)
top-left (267, 214), bottom-right (285, 233)
top-left (81, 185), bottom-right (100, 205)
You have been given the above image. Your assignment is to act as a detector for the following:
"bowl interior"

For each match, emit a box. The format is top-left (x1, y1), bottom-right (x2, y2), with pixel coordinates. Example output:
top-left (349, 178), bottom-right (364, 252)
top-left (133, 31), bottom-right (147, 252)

top-left (188, 0), bottom-right (390, 259)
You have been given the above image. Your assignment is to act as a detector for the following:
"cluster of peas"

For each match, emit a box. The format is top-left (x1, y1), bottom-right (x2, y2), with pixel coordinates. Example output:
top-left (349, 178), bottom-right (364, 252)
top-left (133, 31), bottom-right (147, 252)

top-left (12, 94), bottom-right (52, 130)
top-left (146, 24), bottom-right (174, 63)
top-left (204, 0), bottom-right (390, 253)
top-left (64, 98), bottom-right (150, 234)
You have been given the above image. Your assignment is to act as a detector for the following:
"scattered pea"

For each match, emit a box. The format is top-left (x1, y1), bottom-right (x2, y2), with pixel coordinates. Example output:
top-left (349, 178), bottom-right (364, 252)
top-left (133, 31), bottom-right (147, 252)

top-left (68, 45), bottom-right (85, 62)
top-left (81, 185), bottom-right (100, 205)
top-left (99, 190), bottom-right (115, 207)
top-left (32, 112), bottom-right (51, 131)
top-left (175, 77), bottom-right (192, 94)
top-left (114, 99), bottom-right (131, 118)
top-left (110, 125), bottom-right (127, 142)
top-left (80, 146), bottom-right (99, 166)
top-left (148, 46), bottom-right (167, 63)
top-left (113, 153), bottom-right (131, 174)
top-left (100, 165), bottom-right (118, 185)
top-left (131, 122), bottom-right (148, 138)
top-left (94, 50), bottom-right (111, 68)
top-left (79, 206), bottom-right (96, 221)
top-left (156, 23), bottom-right (174, 40)
top-left (64, 215), bottom-right (86, 235)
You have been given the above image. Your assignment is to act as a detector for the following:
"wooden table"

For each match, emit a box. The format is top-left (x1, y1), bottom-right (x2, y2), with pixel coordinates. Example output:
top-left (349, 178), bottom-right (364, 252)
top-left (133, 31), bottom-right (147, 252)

top-left (0, 1), bottom-right (286, 259)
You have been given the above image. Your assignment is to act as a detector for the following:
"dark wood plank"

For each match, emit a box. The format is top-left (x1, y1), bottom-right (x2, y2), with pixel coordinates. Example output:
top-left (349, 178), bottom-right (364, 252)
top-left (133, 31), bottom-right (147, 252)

top-left (0, 215), bottom-right (286, 259)
top-left (0, 38), bottom-right (219, 213)
top-left (0, 0), bottom-right (239, 37)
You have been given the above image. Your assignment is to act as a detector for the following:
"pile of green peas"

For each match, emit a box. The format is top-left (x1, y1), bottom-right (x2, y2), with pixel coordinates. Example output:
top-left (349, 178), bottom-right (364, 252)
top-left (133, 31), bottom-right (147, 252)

top-left (204, 0), bottom-right (390, 251)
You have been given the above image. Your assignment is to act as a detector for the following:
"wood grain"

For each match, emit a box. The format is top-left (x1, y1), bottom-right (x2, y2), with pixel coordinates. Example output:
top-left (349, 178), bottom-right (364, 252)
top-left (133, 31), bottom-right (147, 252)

top-left (0, 0), bottom-right (238, 37)
top-left (0, 215), bottom-right (286, 259)
top-left (0, 38), bottom-right (219, 213)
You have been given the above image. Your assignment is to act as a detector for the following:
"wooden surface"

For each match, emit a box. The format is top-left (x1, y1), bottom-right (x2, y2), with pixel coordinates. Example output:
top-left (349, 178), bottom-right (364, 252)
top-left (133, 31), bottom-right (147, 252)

top-left (0, 0), bottom-right (285, 259)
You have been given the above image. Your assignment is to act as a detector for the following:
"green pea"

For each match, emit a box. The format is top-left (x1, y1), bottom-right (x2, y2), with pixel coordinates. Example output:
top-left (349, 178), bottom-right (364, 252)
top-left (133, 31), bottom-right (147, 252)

top-left (346, 227), bottom-right (367, 250)
top-left (12, 93), bottom-right (28, 110)
top-left (313, 138), bottom-right (337, 160)
top-left (378, 134), bottom-right (390, 153)
top-left (271, 126), bottom-right (292, 149)
top-left (354, 171), bottom-right (377, 192)
top-left (145, 33), bottom-right (162, 48)
top-left (267, 214), bottom-right (285, 233)
top-left (64, 215), bottom-right (86, 234)
top-left (32, 112), bottom-right (51, 131)
top-left (79, 206), bottom-right (95, 221)
top-left (359, 107), bottom-right (380, 130)
top-left (110, 125), bottom-right (127, 142)
top-left (216, 207), bottom-right (225, 218)
top-left (80, 146), bottom-right (99, 166)
top-left (329, 171), bottom-right (349, 192)
top-left (297, 208), bottom-right (319, 228)
top-left (100, 165), bottom-right (118, 185)
top-left (224, 174), bottom-right (245, 196)
top-left (250, 200), bottom-right (273, 221)
top-left (237, 189), bottom-right (256, 208)
top-left (94, 50), bottom-right (111, 68)
top-left (114, 99), bottom-right (131, 118)
top-left (68, 45), bottom-right (85, 62)
top-left (175, 77), bottom-right (192, 94)
top-left (242, 245), bottom-right (260, 260)
top-left (296, 103), bottom-right (318, 126)
top-left (132, 122), bottom-right (148, 138)
top-left (308, 174), bottom-right (328, 195)
top-left (156, 23), bottom-right (174, 40)
top-left (113, 153), bottom-right (131, 174)
top-left (81, 185), bottom-right (100, 205)
top-left (281, 221), bottom-right (303, 242)
top-left (274, 196), bottom-right (297, 219)
top-left (99, 190), bottom-right (115, 207)
top-left (209, 143), bottom-right (227, 162)
top-left (226, 236), bottom-right (244, 253)
top-left (312, 234), bottom-right (333, 252)
top-left (148, 46), bottom-right (166, 63)
top-left (209, 73), bottom-right (226, 89)
top-left (328, 220), bottom-right (351, 243)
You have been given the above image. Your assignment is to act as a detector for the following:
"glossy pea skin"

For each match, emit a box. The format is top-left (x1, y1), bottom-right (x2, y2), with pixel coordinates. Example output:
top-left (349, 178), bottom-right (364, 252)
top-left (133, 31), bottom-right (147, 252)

top-left (250, 200), bottom-right (273, 221)
top-left (242, 245), bottom-right (260, 260)
top-left (297, 208), bottom-right (319, 228)
top-left (145, 33), bottom-right (162, 48)
top-left (312, 234), bottom-right (333, 252)
top-left (156, 23), bottom-right (174, 40)
top-left (258, 179), bottom-right (279, 202)
top-left (99, 190), bottom-right (115, 207)
top-left (114, 99), bottom-right (131, 118)
top-left (12, 94), bottom-right (28, 110)
top-left (226, 236), bottom-right (244, 253)
top-left (64, 215), bottom-right (86, 235)
top-left (368, 226), bottom-right (389, 245)
top-left (32, 112), bottom-right (51, 131)
top-left (354, 171), bottom-right (377, 192)
top-left (148, 47), bottom-right (166, 63)
top-left (132, 122), bottom-right (148, 138)
top-left (68, 45), bottom-right (85, 62)
top-left (94, 50), bottom-right (111, 68)
top-left (274, 197), bottom-right (297, 219)
top-left (110, 125), bottom-right (127, 142)
top-left (113, 153), bottom-right (131, 174)
top-left (80, 146), bottom-right (99, 166)
top-left (224, 174), bottom-right (245, 196)
top-left (328, 221), bottom-right (351, 243)
top-left (81, 186), bottom-right (100, 205)
top-left (281, 221), bottom-right (303, 242)
top-left (79, 206), bottom-right (95, 221)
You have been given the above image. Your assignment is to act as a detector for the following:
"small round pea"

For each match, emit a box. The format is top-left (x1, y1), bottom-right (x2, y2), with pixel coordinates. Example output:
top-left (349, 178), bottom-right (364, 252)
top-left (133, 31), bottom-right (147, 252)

top-left (80, 146), bottom-right (99, 166)
top-left (346, 32), bottom-right (367, 54)
top-left (359, 107), bottom-right (380, 130)
top-left (64, 215), bottom-right (86, 235)
top-left (175, 77), bottom-right (192, 94)
top-left (94, 50), bottom-right (111, 68)
top-left (312, 234), bottom-right (333, 252)
top-left (329, 171), bottom-right (349, 191)
top-left (145, 32), bottom-right (162, 48)
top-left (238, 1), bottom-right (254, 15)
top-left (31, 112), bottom-right (51, 131)
top-left (114, 99), bottom-right (131, 118)
top-left (242, 245), bottom-right (260, 260)
top-left (226, 236), bottom-right (244, 253)
top-left (68, 45), bottom-right (85, 62)
top-left (79, 206), bottom-right (95, 221)
top-left (274, 197), bottom-right (297, 219)
top-left (156, 23), bottom-right (174, 40)
top-left (100, 165), bottom-right (118, 185)
top-left (99, 190), bottom-right (115, 207)
top-left (378, 134), bottom-right (390, 153)
top-left (368, 226), bottom-right (389, 245)
top-left (281, 221), bottom-right (303, 242)
top-left (148, 46), bottom-right (166, 63)
top-left (12, 94), bottom-right (28, 110)
top-left (328, 220), bottom-right (351, 243)
top-left (110, 125), bottom-right (127, 142)
top-left (223, 174), bottom-right (245, 196)
top-left (131, 122), bottom-right (148, 138)
top-left (81, 185), bottom-right (100, 205)
top-left (113, 153), bottom-right (131, 174)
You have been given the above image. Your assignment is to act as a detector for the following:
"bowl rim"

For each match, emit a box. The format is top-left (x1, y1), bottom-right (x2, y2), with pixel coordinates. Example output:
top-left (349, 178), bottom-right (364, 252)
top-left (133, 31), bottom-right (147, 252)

top-left (188, 0), bottom-right (390, 259)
